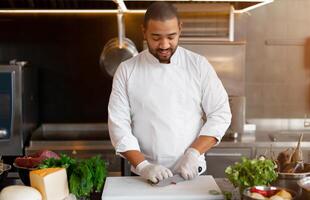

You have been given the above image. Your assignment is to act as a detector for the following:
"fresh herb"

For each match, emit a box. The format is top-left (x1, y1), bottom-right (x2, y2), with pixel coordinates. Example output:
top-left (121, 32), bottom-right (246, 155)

top-left (208, 189), bottom-right (221, 195)
top-left (223, 191), bottom-right (232, 200)
top-left (69, 160), bottom-right (94, 197)
top-left (87, 155), bottom-right (107, 192)
top-left (225, 157), bottom-right (277, 192)
top-left (39, 154), bottom-right (76, 169)
top-left (39, 154), bottom-right (107, 198)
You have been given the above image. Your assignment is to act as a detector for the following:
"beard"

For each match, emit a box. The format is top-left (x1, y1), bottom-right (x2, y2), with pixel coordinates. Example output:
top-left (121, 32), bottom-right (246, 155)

top-left (148, 45), bottom-right (177, 64)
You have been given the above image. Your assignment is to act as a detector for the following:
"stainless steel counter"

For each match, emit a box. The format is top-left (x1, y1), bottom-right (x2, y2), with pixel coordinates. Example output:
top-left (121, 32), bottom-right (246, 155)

top-left (218, 131), bottom-right (310, 148)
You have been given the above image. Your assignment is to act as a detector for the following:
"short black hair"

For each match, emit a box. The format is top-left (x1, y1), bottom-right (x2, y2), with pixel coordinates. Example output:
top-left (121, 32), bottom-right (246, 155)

top-left (143, 2), bottom-right (180, 28)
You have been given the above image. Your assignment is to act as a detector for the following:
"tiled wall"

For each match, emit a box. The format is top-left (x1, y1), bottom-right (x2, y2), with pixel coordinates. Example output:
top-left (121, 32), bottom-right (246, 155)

top-left (245, 0), bottom-right (310, 118)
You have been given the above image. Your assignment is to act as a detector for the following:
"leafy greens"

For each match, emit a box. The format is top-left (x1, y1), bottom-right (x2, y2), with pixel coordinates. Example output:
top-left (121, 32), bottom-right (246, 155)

top-left (225, 157), bottom-right (277, 191)
top-left (39, 154), bottom-right (107, 198)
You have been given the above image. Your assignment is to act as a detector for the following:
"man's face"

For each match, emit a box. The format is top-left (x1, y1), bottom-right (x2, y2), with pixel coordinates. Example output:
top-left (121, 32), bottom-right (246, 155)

top-left (143, 17), bottom-right (181, 63)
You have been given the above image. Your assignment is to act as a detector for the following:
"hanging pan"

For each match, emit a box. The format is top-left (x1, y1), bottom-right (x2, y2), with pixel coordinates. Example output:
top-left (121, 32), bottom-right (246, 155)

top-left (99, 3), bottom-right (138, 77)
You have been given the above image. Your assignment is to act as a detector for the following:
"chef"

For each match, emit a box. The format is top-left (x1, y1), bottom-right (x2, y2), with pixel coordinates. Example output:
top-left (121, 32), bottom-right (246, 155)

top-left (108, 2), bottom-right (231, 183)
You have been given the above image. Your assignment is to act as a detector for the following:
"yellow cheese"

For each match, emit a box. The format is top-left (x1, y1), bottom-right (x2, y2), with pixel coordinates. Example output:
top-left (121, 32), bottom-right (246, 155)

top-left (30, 168), bottom-right (69, 200)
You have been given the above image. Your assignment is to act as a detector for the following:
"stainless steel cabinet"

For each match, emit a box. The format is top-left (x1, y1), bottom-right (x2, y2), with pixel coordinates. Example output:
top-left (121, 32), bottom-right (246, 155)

top-left (205, 147), bottom-right (253, 178)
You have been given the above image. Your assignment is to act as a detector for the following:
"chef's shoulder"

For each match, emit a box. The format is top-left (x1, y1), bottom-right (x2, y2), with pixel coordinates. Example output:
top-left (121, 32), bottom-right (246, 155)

top-left (114, 50), bottom-right (146, 80)
top-left (179, 46), bottom-right (214, 74)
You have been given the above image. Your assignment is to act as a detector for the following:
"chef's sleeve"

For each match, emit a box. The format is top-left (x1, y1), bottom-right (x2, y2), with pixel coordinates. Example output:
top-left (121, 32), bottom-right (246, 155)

top-left (108, 63), bottom-right (141, 155)
top-left (198, 57), bottom-right (232, 145)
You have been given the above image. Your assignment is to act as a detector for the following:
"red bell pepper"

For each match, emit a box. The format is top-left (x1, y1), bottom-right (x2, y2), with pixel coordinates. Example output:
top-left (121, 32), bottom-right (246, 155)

top-left (250, 187), bottom-right (279, 197)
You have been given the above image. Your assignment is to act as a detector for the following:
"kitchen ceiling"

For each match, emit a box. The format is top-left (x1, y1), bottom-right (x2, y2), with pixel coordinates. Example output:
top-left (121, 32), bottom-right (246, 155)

top-left (0, 0), bottom-right (272, 13)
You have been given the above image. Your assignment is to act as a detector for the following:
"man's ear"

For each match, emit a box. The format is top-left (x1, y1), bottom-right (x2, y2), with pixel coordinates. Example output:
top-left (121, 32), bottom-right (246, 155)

top-left (141, 24), bottom-right (146, 40)
top-left (179, 21), bottom-right (183, 35)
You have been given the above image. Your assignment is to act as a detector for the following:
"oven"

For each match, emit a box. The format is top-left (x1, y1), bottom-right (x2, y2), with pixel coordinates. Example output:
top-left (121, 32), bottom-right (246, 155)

top-left (0, 60), bottom-right (38, 156)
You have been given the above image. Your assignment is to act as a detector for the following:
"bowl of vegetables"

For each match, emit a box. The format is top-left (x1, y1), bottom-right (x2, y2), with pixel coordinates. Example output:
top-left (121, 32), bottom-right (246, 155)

top-left (0, 163), bottom-right (11, 184)
top-left (13, 150), bottom-right (60, 185)
top-left (243, 186), bottom-right (296, 200)
top-left (225, 157), bottom-right (278, 194)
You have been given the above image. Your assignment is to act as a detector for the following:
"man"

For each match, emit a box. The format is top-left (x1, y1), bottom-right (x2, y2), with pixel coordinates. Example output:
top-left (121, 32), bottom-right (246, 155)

top-left (108, 2), bottom-right (231, 183)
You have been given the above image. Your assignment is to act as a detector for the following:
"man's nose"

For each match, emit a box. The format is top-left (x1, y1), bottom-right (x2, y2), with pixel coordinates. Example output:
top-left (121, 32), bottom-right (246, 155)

top-left (159, 38), bottom-right (170, 49)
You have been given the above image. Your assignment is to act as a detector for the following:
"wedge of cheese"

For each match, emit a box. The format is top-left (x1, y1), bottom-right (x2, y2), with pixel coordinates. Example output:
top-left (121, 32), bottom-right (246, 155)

top-left (30, 168), bottom-right (69, 200)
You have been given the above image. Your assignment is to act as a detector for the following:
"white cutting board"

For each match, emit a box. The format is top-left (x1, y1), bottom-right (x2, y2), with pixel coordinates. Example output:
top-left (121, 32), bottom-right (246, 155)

top-left (101, 175), bottom-right (224, 200)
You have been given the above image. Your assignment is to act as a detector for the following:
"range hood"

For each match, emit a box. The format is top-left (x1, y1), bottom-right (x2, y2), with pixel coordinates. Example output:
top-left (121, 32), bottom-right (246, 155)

top-left (0, 0), bottom-right (273, 14)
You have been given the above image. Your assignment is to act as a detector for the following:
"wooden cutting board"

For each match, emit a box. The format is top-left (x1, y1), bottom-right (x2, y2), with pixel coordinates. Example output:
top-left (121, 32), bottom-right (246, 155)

top-left (101, 175), bottom-right (224, 200)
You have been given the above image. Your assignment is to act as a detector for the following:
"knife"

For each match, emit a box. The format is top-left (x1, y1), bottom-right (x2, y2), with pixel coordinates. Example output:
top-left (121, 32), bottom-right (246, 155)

top-left (151, 166), bottom-right (203, 187)
top-left (150, 174), bottom-right (185, 187)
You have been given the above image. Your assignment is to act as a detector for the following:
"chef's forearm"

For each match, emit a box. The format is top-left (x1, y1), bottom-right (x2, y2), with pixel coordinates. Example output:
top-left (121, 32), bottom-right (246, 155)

top-left (190, 135), bottom-right (217, 154)
top-left (121, 150), bottom-right (146, 168)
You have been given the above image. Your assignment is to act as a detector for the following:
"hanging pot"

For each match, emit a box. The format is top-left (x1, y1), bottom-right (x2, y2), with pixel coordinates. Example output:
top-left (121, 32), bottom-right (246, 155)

top-left (99, 9), bottom-right (138, 77)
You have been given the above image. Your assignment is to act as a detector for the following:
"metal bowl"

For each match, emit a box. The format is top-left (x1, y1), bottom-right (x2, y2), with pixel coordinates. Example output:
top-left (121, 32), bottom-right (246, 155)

top-left (243, 186), bottom-right (297, 200)
top-left (278, 171), bottom-right (310, 179)
top-left (274, 170), bottom-right (310, 197)
top-left (297, 177), bottom-right (310, 200)
top-left (0, 163), bottom-right (12, 184)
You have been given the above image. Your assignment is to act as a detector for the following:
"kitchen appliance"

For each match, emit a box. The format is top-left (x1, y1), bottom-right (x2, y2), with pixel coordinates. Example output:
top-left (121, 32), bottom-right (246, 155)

top-left (0, 60), bottom-right (38, 156)
top-left (102, 175), bottom-right (224, 200)
top-left (174, 3), bottom-right (234, 41)
top-left (25, 123), bottom-right (122, 176)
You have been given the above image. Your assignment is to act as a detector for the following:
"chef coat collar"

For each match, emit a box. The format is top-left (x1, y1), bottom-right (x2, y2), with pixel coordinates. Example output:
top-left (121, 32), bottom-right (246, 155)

top-left (146, 46), bottom-right (180, 65)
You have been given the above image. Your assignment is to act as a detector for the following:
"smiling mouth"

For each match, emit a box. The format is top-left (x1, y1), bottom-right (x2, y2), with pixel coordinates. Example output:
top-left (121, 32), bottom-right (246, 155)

top-left (158, 50), bottom-right (171, 57)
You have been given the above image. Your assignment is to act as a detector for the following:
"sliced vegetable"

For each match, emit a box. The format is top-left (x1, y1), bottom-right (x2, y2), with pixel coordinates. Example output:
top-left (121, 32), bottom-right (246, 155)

top-left (223, 191), bottom-right (232, 200)
top-left (208, 189), bottom-right (221, 195)
top-left (250, 187), bottom-right (278, 197)
top-left (250, 187), bottom-right (268, 197)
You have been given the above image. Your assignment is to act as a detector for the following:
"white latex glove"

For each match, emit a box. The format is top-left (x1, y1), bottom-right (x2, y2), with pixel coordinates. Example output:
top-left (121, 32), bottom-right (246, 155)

top-left (135, 160), bottom-right (173, 183)
top-left (173, 147), bottom-right (201, 180)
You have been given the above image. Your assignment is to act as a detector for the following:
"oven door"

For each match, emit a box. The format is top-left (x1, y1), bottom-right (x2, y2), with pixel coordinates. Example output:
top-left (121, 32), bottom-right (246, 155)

top-left (0, 68), bottom-right (23, 156)
top-left (0, 72), bottom-right (13, 140)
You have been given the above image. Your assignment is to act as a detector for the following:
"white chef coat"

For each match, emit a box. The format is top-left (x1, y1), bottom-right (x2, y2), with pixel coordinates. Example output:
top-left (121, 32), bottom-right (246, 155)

top-left (108, 46), bottom-right (231, 173)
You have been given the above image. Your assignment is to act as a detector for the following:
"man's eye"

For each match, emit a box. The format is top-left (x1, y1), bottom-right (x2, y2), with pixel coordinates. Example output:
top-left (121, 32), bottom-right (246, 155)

top-left (168, 36), bottom-right (175, 40)
top-left (152, 37), bottom-right (160, 41)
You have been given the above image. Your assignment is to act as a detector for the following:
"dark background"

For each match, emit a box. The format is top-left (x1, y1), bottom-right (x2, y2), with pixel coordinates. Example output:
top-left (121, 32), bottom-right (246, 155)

top-left (0, 13), bottom-right (144, 123)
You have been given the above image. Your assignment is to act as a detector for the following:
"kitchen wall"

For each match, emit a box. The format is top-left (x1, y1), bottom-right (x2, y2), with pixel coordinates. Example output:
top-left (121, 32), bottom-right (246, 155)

top-left (245, 0), bottom-right (310, 118)
top-left (0, 13), bottom-right (144, 123)
top-left (1, 0), bottom-right (310, 122)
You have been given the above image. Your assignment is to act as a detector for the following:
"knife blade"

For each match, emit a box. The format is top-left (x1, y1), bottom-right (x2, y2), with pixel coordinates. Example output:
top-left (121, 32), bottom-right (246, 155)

top-left (151, 166), bottom-right (204, 187)
top-left (151, 174), bottom-right (185, 187)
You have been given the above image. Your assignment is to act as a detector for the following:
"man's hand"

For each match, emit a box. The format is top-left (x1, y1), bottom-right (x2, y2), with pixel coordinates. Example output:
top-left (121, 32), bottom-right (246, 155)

top-left (173, 147), bottom-right (201, 180)
top-left (135, 160), bottom-right (173, 183)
